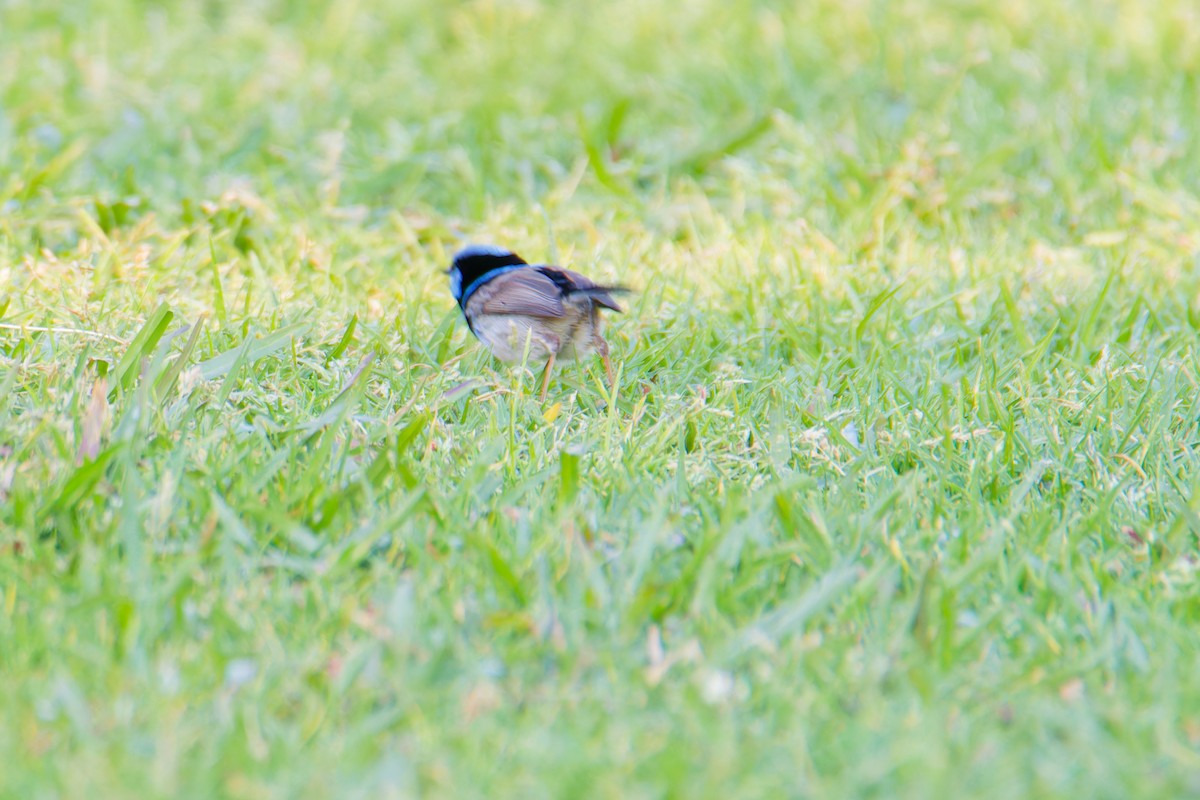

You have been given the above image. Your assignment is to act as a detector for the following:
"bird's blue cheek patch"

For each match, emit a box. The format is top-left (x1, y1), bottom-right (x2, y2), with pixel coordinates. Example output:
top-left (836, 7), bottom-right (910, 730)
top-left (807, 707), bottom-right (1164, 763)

top-left (449, 269), bottom-right (463, 301)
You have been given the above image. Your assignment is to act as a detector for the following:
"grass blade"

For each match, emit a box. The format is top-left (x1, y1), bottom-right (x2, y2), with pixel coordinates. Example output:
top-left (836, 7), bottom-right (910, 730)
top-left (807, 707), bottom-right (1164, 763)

top-left (327, 314), bottom-right (358, 364)
top-left (154, 319), bottom-right (205, 401)
top-left (109, 303), bottom-right (174, 399)
top-left (196, 321), bottom-right (311, 381)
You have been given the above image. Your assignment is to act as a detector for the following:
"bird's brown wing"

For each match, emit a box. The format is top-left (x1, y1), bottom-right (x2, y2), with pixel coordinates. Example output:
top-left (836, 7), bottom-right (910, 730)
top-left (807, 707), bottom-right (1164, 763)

top-left (539, 267), bottom-right (627, 313)
top-left (476, 269), bottom-right (566, 318)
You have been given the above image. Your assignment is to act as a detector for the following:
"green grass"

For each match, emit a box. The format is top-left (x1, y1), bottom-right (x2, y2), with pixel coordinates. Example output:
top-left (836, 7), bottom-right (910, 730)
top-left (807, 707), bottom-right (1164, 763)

top-left (3, 0), bottom-right (1200, 796)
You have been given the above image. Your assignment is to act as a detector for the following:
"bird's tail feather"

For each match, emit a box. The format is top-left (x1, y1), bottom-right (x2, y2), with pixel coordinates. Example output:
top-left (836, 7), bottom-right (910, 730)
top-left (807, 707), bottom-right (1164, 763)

top-left (568, 285), bottom-right (632, 297)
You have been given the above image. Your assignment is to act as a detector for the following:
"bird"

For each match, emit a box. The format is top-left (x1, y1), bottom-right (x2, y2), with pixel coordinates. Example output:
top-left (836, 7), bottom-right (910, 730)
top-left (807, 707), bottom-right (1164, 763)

top-left (447, 244), bottom-right (629, 401)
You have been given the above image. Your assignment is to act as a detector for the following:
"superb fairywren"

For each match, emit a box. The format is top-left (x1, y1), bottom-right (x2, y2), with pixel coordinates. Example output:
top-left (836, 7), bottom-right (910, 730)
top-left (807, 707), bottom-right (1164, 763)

top-left (447, 244), bottom-right (629, 400)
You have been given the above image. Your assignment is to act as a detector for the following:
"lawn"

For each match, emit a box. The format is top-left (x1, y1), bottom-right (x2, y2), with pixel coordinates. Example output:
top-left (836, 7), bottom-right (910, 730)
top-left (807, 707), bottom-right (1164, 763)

top-left (2, 0), bottom-right (1199, 796)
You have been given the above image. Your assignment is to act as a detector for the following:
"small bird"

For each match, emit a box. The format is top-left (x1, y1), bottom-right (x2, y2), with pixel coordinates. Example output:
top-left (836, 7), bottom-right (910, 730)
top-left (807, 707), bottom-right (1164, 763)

top-left (447, 244), bottom-right (629, 400)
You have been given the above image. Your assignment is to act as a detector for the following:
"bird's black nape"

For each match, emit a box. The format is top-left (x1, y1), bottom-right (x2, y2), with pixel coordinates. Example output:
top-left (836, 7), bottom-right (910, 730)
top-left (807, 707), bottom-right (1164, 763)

top-left (450, 244), bottom-right (528, 289)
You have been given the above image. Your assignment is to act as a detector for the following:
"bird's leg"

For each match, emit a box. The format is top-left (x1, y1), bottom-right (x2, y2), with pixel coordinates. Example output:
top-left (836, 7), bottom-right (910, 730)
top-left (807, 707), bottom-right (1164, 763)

top-left (539, 351), bottom-right (556, 402)
top-left (597, 336), bottom-right (615, 388)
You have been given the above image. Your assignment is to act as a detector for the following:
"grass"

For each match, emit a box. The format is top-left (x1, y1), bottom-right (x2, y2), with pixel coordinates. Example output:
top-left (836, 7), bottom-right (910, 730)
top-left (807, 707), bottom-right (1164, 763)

top-left (2, 0), bottom-right (1200, 796)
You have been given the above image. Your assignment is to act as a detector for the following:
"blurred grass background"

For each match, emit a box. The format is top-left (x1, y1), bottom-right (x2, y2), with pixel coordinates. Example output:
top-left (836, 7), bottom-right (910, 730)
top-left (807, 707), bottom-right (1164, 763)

top-left (5, 0), bottom-right (1198, 224)
top-left (2, 0), bottom-right (1200, 797)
